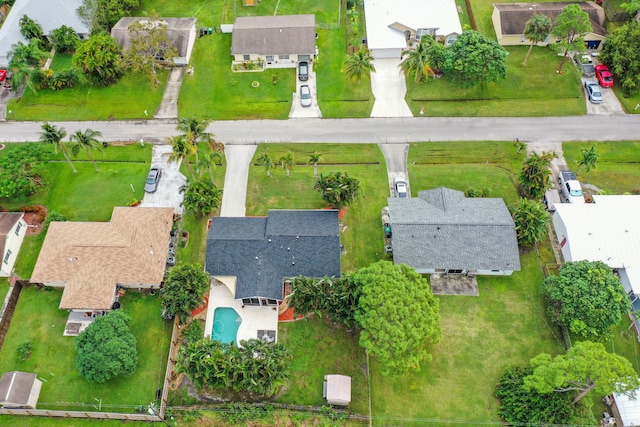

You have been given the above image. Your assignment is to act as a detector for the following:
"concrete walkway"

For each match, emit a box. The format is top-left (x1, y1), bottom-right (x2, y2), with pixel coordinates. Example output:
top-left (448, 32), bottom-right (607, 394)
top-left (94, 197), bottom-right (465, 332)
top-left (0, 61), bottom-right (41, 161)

top-left (370, 59), bottom-right (413, 118)
top-left (154, 67), bottom-right (185, 120)
top-left (219, 145), bottom-right (257, 217)
top-left (139, 145), bottom-right (187, 214)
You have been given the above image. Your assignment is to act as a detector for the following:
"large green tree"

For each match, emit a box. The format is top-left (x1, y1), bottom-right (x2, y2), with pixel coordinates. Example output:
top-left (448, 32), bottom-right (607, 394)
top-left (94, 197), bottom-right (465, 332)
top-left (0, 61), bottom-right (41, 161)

top-left (552, 4), bottom-right (592, 72)
top-left (342, 46), bottom-right (375, 84)
top-left (353, 261), bottom-right (442, 376)
top-left (601, 21), bottom-right (640, 96)
top-left (522, 14), bottom-right (552, 66)
top-left (496, 366), bottom-right (579, 425)
top-left (76, 310), bottom-right (138, 382)
top-left (542, 260), bottom-right (630, 339)
top-left (161, 263), bottom-right (210, 323)
top-left (314, 171), bottom-right (362, 210)
top-left (179, 178), bottom-right (222, 217)
top-left (69, 128), bottom-right (103, 171)
top-left (123, 13), bottom-right (178, 86)
top-left (509, 198), bottom-right (549, 247)
top-left (50, 25), bottom-right (80, 54)
top-left (524, 341), bottom-right (640, 403)
top-left (77, 0), bottom-right (140, 32)
top-left (399, 35), bottom-right (436, 83)
top-left (518, 151), bottom-right (556, 200)
top-left (72, 33), bottom-right (123, 87)
top-left (443, 30), bottom-right (508, 89)
top-left (40, 122), bottom-right (76, 173)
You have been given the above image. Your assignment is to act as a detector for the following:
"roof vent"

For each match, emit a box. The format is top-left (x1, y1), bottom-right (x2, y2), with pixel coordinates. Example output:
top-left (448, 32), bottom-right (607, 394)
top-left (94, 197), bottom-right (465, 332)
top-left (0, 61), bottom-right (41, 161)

top-left (287, 247), bottom-right (290, 251)
top-left (268, 239), bottom-right (272, 242)
top-left (296, 236), bottom-right (299, 239)
top-left (255, 256), bottom-right (259, 259)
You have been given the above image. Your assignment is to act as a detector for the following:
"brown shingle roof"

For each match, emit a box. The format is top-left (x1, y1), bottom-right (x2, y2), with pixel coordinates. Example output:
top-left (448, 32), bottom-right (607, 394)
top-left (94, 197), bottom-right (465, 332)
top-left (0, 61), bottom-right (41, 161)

top-left (494, 2), bottom-right (607, 36)
top-left (231, 14), bottom-right (316, 56)
top-left (31, 207), bottom-right (174, 310)
top-left (0, 212), bottom-right (23, 259)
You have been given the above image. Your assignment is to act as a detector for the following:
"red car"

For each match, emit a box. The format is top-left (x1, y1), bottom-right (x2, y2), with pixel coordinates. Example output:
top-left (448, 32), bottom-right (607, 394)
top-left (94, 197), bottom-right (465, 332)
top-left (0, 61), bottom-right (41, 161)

top-left (0, 70), bottom-right (6, 83)
top-left (595, 64), bottom-right (613, 88)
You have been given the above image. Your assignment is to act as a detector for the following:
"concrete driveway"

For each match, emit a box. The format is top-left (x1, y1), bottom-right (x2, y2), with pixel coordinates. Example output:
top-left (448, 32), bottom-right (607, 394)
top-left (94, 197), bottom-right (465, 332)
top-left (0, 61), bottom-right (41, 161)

top-left (379, 143), bottom-right (409, 197)
top-left (139, 145), bottom-right (187, 214)
top-left (219, 145), bottom-right (257, 217)
top-left (370, 58), bottom-right (413, 118)
top-left (289, 67), bottom-right (322, 118)
top-left (582, 78), bottom-right (625, 115)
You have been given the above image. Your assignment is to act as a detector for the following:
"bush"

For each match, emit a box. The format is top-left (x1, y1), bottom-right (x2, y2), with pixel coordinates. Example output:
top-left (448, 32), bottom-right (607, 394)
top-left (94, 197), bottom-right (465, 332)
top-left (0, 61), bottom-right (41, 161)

top-left (16, 341), bottom-right (33, 361)
top-left (181, 320), bottom-right (204, 345)
top-left (50, 25), bottom-right (80, 53)
top-left (43, 211), bottom-right (67, 232)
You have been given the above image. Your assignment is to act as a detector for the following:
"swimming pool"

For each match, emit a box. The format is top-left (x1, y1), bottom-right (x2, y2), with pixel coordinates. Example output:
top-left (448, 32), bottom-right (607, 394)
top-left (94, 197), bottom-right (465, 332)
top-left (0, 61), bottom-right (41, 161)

top-left (211, 307), bottom-right (242, 344)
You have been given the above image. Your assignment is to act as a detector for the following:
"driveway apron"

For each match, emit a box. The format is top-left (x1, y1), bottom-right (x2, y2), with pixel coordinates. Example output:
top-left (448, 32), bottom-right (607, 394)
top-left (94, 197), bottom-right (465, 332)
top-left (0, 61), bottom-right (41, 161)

top-left (370, 58), bottom-right (413, 118)
top-left (220, 145), bottom-right (257, 217)
top-left (139, 145), bottom-right (187, 214)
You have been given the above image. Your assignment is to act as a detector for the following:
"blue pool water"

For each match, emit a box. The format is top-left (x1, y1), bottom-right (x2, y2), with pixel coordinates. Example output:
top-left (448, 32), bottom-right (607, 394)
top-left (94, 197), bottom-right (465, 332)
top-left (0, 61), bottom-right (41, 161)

top-left (211, 307), bottom-right (242, 344)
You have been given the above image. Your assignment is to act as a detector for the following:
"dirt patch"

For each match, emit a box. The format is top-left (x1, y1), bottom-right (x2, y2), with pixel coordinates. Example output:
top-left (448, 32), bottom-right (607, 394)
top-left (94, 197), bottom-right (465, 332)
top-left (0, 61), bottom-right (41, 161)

top-left (21, 205), bottom-right (48, 235)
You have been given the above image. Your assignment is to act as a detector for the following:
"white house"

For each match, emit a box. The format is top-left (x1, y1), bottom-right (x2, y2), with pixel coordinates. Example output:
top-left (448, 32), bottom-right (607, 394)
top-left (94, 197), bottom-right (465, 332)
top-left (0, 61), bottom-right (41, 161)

top-left (0, 213), bottom-right (27, 277)
top-left (0, 0), bottom-right (90, 68)
top-left (363, 0), bottom-right (462, 59)
top-left (552, 195), bottom-right (640, 297)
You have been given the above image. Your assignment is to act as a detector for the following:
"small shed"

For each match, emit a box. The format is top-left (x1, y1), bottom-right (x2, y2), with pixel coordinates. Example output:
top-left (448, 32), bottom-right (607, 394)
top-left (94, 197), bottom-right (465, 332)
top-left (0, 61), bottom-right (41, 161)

top-left (0, 371), bottom-right (43, 409)
top-left (612, 389), bottom-right (640, 426)
top-left (323, 374), bottom-right (351, 406)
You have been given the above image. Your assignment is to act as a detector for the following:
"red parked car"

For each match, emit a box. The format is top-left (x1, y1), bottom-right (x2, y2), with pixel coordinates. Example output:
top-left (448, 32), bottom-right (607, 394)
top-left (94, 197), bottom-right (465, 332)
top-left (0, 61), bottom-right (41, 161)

top-left (595, 64), bottom-right (613, 88)
top-left (0, 69), bottom-right (6, 83)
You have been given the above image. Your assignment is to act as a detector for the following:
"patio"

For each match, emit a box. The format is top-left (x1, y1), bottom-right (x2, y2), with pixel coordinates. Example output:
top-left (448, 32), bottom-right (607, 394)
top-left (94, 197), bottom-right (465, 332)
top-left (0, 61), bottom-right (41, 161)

top-left (63, 311), bottom-right (98, 336)
top-left (204, 277), bottom-right (278, 345)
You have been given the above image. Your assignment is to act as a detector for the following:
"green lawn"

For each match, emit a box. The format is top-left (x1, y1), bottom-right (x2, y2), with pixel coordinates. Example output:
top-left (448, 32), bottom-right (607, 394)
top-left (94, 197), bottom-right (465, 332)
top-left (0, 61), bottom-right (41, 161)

top-left (7, 71), bottom-right (168, 121)
top-left (246, 143), bottom-right (388, 271)
top-left (615, 89), bottom-right (640, 114)
top-left (50, 53), bottom-right (74, 71)
top-left (562, 141), bottom-right (640, 194)
top-left (405, 46), bottom-right (585, 117)
top-left (469, 0), bottom-right (566, 37)
top-left (0, 288), bottom-right (171, 412)
top-left (0, 277), bottom-right (8, 304)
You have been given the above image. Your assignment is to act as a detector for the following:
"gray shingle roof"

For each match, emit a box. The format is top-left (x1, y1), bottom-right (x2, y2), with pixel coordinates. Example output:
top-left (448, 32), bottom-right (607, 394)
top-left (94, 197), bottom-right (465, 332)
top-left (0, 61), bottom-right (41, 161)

top-left (388, 188), bottom-right (520, 271)
top-left (110, 17), bottom-right (196, 59)
top-left (231, 14), bottom-right (316, 56)
top-left (205, 210), bottom-right (341, 300)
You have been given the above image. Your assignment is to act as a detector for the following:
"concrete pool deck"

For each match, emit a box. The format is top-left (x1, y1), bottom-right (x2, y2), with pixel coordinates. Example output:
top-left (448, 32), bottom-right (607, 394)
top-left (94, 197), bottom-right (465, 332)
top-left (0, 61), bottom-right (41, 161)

top-left (204, 278), bottom-right (278, 345)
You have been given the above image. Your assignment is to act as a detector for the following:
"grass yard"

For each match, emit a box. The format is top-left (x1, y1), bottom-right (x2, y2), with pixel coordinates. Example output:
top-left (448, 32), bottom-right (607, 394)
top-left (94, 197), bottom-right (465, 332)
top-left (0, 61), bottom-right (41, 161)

top-left (0, 277), bottom-right (8, 304)
top-left (277, 316), bottom-right (368, 415)
top-left (246, 143), bottom-right (388, 271)
top-left (562, 141), bottom-right (640, 194)
top-left (0, 418), bottom-right (156, 427)
top-left (405, 46), bottom-right (585, 117)
top-left (0, 287), bottom-right (171, 412)
top-left (615, 90), bottom-right (640, 114)
top-left (469, 0), bottom-right (562, 37)
top-left (7, 70), bottom-right (168, 121)
top-left (50, 53), bottom-right (74, 71)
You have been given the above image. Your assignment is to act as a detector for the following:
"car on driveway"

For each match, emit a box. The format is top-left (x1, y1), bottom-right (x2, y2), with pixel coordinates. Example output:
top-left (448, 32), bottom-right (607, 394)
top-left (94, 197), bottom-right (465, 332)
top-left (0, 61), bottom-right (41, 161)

top-left (298, 61), bottom-right (309, 81)
top-left (300, 85), bottom-right (312, 107)
top-left (595, 64), bottom-right (613, 88)
top-left (393, 176), bottom-right (408, 198)
top-left (584, 80), bottom-right (602, 104)
top-left (0, 70), bottom-right (6, 83)
top-left (144, 167), bottom-right (162, 193)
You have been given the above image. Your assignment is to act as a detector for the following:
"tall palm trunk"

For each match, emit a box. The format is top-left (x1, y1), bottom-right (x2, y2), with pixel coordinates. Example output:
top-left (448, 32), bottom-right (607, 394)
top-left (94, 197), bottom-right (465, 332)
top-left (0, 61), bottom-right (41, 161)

top-left (523, 42), bottom-right (535, 66)
top-left (61, 146), bottom-right (77, 173)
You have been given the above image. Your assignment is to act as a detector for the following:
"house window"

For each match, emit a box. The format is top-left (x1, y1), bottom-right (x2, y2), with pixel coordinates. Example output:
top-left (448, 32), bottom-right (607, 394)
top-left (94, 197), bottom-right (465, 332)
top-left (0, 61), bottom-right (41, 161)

top-left (242, 298), bottom-right (260, 306)
top-left (15, 222), bottom-right (22, 236)
top-left (243, 54), bottom-right (250, 61)
top-left (266, 55), bottom-right (274, 62)
top-left (3, 250), bottom-right (11, 264)
top-left (415, 28), bottom-right (435, 41)
top-left (278, 54), bottom-right (289, 60)
top-left (259, 298), bottom-right (278, 306)
top-left (446, 35), bottom-right (457, 45)
top-left (446, 269), bottom-right (463, 274)
top-left (298, 54), bottom-right (311, 61)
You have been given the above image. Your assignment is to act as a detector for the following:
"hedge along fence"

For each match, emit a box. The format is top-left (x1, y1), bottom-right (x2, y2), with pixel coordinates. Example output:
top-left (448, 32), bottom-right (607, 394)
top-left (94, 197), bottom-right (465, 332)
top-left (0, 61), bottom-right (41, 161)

top-left (0, 279), bottom-right (24, 352)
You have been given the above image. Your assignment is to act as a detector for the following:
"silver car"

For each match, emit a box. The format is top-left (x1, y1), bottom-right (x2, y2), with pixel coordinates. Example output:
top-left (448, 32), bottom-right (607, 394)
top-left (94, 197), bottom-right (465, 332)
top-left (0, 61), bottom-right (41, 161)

top-left (393, 176), bottom-right (408, 198)
top-left (300, 85), bottom-right (312, 107)
top-left (144, 167), bottom-right (162, 193)
top-left (584, 80), bottom-right (602, 104)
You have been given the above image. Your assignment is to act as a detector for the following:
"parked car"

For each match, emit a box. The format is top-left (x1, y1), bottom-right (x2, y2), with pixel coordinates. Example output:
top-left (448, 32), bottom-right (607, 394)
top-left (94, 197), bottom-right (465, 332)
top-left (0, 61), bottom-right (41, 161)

top-left (559, 169), bottom-right (585, 204)
top-left (298, 61), bottom-right (309, 81)
top-left (595, 64), bottom-right (613, 88)
top-left (144, 167), bottom-right (162, 193)
top-left (0, 69), bottom-right (6, 83)
top-left (393, 176), bottom-right (408, 198)
top-left (300, 85), bottom-right (312, 107)
top-left (583, 81), bottom-right (602, 104)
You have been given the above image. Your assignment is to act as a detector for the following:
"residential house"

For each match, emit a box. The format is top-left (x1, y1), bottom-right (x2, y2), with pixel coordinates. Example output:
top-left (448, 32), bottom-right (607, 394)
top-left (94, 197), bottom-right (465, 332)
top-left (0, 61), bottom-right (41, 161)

top-left (363, 0), bottom-right (462, 59)
top-left (0, 371), bottom-right (42, 409)
top-left (230, 15), bottom-right (316, 68)
top-left (111, 17), bottom-right (197, 66)
top-left (610, 387), bottom-right (640, 426)
top-left (0, 0), bottom-right (90, 68)
top-left (204, 210), bottom-right (341, 343)
top-left (492, 2), bottom-right (607, 51)
top-left (0, 213), bottom-right (27, 277)
top-left (30, 207), bottom-right (174, 332)
top-left (387, 187), bottom-right (520, 275)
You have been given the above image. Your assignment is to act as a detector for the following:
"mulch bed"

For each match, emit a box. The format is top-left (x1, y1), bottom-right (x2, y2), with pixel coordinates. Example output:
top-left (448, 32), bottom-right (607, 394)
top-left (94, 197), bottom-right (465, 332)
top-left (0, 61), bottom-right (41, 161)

top-left (21, 205), bottom-right (48, 235)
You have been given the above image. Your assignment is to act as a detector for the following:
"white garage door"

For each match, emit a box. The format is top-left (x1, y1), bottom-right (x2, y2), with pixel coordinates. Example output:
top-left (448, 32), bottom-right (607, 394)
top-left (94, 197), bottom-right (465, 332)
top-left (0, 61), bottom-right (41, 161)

top-left (372, 48), bottom-right (401, 59)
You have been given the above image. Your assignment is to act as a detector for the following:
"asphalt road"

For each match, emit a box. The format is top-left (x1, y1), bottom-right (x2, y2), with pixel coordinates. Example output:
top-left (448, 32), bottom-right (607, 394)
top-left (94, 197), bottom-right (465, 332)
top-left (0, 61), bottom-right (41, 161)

top-left (0, 115), bottom-right (638, 144)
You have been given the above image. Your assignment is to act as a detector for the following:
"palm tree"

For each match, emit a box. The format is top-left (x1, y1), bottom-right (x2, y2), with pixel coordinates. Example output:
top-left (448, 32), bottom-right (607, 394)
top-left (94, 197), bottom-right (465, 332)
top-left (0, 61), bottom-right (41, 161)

top-left (7, 40), bottom-right (48, 94)
top-left (167, 135), bottom-right (196, 178)
top-left (509, 198), bottom-right (550, 247)
top-left (399, 37), bottom-right (435, 83)
top-left (177, 118), bottom-right (212, 163)
top-left (40, 122), bottom-right (76, 173)
top-left (314, 171), bottom-right (362, 210)
top-left (197, 150), bottom-right (224, 184)
top-left (518, 151), bottom-right (557, 200)
top-left (256, 151), bottom-right (274, 177)
top-left (577, 145), bottom-right (598, 173)
top-left (522, 14), bottom-right (552, 66)
top-left (308, 151), bottom-right (322, 177)
top-left (69, 128), bottom-right (103, 171)
top-left (280, 151), bottom-right (295, 177)
top-left (343, 46), bottom-right (376, 84)
top-left (180, 178), bottom-right (222, 217)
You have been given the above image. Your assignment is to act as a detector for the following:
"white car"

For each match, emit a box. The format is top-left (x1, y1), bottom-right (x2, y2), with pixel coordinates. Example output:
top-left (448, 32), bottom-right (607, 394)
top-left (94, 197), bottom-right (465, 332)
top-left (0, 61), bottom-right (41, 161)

top-left (393, 177), bottom-right (408, 198)
top-left (300, 85), bottom-right (311, 107)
